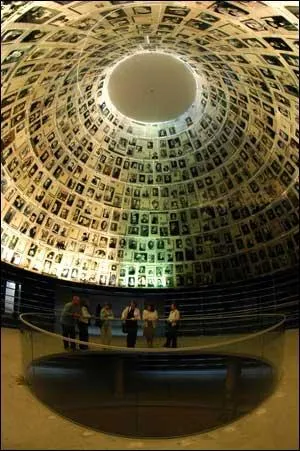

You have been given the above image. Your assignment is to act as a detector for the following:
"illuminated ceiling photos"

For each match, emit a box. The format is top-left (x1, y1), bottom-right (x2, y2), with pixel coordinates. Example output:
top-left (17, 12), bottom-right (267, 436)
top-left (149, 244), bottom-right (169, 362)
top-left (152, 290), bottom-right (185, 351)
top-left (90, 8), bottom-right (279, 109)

top-left (1, 1), bottom-right (299, 289)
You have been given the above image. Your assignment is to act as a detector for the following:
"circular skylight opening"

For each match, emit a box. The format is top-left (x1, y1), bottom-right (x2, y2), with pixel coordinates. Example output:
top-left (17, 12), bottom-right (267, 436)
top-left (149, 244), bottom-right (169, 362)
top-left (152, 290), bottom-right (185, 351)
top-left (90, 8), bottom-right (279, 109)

top-left (106, 52), bottom-right (197, 123)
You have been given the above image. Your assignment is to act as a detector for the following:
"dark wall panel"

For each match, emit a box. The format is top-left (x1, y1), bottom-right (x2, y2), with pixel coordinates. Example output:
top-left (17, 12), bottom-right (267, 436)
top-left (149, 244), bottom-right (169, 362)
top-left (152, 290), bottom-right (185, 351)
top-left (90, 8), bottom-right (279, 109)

top-left (1, 263), bottom-right (298, 330)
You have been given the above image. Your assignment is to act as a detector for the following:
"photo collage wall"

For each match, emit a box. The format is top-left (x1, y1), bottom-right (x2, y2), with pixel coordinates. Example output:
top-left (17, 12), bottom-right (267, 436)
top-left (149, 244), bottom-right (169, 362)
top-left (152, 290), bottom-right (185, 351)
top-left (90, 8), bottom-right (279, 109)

top-left (1, 1), bottom-right (299, 288)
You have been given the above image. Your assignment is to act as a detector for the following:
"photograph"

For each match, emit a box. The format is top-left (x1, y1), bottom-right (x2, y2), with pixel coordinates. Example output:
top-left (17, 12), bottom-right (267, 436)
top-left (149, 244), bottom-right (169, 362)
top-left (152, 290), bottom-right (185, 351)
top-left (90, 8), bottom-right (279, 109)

top-left (21, 29), bottom-right (48, 42)
top-left (14, 63), bottom-right (35, 77)
top-left (282, 53), bottom-right (298, 67)
top-left (1, 29), bottom-right (24, 42)
top-left (162, 15), bottom-right (183, 25)
top-left (2, 49), bottom-right (25, 65)
top-left (264, 37), bottom-right (293, 51)
top-left (15, 6), bottom-right (59, 24)
top-left (165, 5), bottom-right (190, 16)
top-left (262, 54), bottom-right (284, 67)
top-left (227, 38), bottom-right (248, 49)
top-left (186, 19), bottom-right (211, 31)
top-left (133, 6), bottom-right (151, 15)
top-left (209, 1), bottom-right (249, 17)
top-left (262, 15), bottom-right (298, 31)
top-left (242, 19), bottom-right (266, 32)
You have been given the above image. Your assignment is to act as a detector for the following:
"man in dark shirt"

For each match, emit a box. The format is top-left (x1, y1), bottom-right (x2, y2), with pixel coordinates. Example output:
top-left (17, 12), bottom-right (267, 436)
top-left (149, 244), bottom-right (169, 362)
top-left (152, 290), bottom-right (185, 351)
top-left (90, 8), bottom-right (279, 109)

top-left (60, 296), bottom-right (80, 350)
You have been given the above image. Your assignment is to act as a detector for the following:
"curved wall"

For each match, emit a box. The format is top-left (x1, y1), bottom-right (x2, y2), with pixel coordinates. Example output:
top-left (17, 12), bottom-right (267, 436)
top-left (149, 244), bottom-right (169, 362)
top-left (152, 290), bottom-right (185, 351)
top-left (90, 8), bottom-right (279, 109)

top-left (1, 262), bottom-right (298, 329)
top-left (1, 1), bottom-right (299, 290)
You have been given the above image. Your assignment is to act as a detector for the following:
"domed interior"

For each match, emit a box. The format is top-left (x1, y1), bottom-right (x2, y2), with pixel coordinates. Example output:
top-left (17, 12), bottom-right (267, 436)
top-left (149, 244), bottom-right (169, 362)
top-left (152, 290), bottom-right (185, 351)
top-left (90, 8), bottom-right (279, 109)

top-left (1, 1), bottom-right (299, 289)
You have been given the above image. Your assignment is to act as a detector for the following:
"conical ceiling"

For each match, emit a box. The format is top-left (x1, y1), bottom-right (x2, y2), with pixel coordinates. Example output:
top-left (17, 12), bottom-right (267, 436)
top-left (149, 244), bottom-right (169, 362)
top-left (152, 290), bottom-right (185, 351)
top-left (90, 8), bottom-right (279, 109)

top-left (1, 1), bottom-right (299, 289)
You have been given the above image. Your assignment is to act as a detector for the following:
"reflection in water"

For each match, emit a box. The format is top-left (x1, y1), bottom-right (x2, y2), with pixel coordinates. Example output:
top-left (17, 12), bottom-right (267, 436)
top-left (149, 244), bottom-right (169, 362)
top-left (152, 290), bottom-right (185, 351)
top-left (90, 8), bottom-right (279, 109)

top-left (27, 352), bottom-right (277, 438)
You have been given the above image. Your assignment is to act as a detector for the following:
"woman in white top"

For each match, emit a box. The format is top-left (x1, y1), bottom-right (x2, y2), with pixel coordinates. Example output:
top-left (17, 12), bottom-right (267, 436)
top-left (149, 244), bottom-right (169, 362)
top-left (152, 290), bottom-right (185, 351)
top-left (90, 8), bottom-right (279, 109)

top-left (164, 303), bottom-right (180, 348)
top-left (78, 299), bottom-right (92, 350)
top-left (142, 304), bottom-right (158, 348)
top-left (100, 303), bottom-right (114, 345)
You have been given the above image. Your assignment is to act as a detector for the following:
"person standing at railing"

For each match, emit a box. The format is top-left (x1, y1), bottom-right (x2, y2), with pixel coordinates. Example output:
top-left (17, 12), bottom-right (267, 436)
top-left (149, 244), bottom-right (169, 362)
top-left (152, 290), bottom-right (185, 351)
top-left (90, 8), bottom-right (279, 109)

top-left (100, 303), bottom-right (114, 345)
top-left (60, 295), bottom-right (81, 351)
top-left (142, 304), bottom-right (158, 348)
top-left (121, 301), bottom-right (141, 348)
top-left (164, 303), bottom-right (180, 348)
top-left (78, 299), bottom-right (92, 350)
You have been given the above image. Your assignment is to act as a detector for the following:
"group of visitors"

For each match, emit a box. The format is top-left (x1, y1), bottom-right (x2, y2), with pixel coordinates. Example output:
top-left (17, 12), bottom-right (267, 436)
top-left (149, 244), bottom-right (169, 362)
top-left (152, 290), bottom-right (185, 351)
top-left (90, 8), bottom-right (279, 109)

top-left (60, 296), bottom-right (114, 351)
top-left (120, 301), bottom-right (180, 348)
top-left (60, 296), bottom-right (180, 350)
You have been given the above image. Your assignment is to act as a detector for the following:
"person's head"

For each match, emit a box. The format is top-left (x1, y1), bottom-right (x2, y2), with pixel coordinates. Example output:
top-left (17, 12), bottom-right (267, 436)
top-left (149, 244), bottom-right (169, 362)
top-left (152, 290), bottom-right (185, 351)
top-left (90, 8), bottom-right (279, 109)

top-left (147, 304), bottom-right (154, 312)
top-left (72, 295), bottom-right (80, 305)
top-left (171, 303), bottom-right (177, 311)
top-left (129, 301), bottom-right (136, 309)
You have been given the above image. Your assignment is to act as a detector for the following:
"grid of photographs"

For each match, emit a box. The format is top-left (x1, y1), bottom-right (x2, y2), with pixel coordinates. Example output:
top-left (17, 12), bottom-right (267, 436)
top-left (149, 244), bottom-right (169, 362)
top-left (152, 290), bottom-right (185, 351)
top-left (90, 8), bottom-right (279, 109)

top-left (1, 1), bottom-right (299, 288)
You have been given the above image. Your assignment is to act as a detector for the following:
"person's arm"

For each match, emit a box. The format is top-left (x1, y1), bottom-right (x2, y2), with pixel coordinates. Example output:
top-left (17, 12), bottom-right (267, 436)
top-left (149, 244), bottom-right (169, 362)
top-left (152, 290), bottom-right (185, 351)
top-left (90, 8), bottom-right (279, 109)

top-left (108, 311), bottom-right (114, 320)
top-left (60, 304), bottom-right (69, 321)
top-left (170, 311), bottom-right (179, 326)
top-left (121, 307), bottom-right (128, 321)
top-left (173, 310), bottom-right (180, 324)
top-left (81, 306), bottom-right (91, 320)
top-left (72, 310), bottom-right (81, 319)
top-left (100, 309), bottom-right (105, 320)
top-left (61, 304), bottom-right (68, 315)
top-left (134, 308), bottom-right (141, 320)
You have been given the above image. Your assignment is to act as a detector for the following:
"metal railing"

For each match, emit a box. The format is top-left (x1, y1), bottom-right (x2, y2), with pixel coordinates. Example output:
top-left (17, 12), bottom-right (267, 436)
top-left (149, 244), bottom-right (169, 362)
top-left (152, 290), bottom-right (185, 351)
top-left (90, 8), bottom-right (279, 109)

top-left (19, 312), bottom-right (285, 354)
top-left (18, 311), bottom-right (286, 438)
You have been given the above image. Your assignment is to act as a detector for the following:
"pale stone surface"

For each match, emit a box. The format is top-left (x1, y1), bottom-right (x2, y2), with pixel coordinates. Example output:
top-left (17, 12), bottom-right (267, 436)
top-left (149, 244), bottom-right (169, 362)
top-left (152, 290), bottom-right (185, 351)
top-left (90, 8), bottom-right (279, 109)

top-left (1, 328), bottom-right (298, 450)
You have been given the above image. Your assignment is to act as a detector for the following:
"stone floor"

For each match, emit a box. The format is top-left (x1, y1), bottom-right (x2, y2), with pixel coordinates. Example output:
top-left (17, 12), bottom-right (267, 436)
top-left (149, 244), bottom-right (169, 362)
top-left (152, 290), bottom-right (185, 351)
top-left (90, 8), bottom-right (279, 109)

top-left (1, 328), bottom-right (298, 450)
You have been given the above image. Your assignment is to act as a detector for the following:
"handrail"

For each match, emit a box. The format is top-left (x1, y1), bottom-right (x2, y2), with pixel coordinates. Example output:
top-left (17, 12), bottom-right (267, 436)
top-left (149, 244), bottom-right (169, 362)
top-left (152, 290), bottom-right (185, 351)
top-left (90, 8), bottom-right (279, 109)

top-left (19, 312), bottom-right (286, 354)
top-left (19, 311), bottom-right (286, 319)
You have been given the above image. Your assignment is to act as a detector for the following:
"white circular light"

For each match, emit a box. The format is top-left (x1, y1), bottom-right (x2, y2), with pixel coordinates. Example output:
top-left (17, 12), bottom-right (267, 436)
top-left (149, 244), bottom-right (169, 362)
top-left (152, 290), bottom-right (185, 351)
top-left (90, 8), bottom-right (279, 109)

top-left (104, 51), bottom-right (198, 124)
